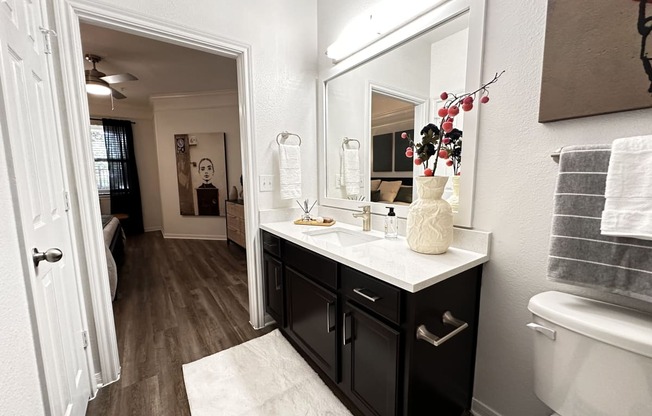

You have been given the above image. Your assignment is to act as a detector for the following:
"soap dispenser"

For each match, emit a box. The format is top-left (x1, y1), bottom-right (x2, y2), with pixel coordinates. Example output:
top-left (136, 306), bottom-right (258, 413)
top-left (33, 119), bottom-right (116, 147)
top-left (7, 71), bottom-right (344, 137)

top-left (385, 207), bottom-right (397, 239)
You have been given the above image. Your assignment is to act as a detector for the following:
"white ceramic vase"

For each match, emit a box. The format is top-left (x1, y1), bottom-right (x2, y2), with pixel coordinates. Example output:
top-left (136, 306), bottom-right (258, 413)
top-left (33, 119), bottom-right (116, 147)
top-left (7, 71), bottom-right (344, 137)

top-left (406, 176), bottom-right (454, 254)
top-left (447, 175), bottom-right (460, 213)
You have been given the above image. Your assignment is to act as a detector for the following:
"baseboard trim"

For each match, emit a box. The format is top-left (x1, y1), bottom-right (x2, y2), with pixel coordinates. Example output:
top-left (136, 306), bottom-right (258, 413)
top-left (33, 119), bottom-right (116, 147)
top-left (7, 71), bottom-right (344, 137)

top-left (162, 233), bottom-right (227, 241)
top-left (144, 226), bottom-right (162, 232)
top-left (472, 398), bottom-right (503, 416)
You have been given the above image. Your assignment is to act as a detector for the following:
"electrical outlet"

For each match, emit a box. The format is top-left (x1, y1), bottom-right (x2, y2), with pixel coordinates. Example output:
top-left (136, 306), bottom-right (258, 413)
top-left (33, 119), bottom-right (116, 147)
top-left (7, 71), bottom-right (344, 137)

top-left (259, 175), bottom-right (274, 192)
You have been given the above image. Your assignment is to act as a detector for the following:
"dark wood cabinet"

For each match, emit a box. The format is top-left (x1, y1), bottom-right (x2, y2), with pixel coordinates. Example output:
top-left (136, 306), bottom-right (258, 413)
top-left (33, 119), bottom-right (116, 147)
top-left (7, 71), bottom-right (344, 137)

top-left (285, 266), bottom-right (338, 383)
top-left (260, 230), bottom-right (482, 416)
top-left (263, 253), bottom-right (284, 326)
top-left (342, 301), bottom-right (400, 416)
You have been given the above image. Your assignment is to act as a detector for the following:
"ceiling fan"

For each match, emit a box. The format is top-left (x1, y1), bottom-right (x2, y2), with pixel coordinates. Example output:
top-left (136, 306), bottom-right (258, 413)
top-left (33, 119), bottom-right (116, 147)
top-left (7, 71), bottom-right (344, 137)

top-left (84, 54), bottom-right (138, 99)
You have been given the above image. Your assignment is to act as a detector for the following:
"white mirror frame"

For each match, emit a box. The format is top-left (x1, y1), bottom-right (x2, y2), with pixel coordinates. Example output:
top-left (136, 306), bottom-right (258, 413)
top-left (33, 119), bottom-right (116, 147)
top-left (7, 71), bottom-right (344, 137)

top-left (318, 0), bottom-right (486, 228)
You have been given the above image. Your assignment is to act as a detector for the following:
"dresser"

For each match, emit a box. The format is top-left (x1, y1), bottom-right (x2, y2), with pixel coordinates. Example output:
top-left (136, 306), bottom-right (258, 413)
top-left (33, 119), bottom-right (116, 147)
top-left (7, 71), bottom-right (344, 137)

top-left (225, 200), bottom-right (245, 248)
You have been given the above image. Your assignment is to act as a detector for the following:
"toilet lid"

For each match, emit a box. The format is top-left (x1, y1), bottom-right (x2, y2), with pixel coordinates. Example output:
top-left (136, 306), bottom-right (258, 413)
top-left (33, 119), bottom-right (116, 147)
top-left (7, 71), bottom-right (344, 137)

top-left (528, 291), bottom-right (652, 358)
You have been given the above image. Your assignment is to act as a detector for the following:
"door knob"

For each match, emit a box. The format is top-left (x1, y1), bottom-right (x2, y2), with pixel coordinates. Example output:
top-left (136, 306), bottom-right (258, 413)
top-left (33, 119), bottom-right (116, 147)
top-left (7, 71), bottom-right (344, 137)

top-left (32, 248), bottom-right (63, 267)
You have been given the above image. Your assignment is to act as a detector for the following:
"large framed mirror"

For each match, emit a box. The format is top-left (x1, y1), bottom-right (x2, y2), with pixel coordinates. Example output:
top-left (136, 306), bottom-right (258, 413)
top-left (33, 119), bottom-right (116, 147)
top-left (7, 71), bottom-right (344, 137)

top-left (318, 0), bottom-right (486, 227)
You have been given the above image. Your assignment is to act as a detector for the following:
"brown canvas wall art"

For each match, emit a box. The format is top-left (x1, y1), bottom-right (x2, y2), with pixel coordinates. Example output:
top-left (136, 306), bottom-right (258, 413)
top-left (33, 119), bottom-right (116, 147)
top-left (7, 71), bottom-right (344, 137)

top-left (539, 0), bottom-right (652, 122)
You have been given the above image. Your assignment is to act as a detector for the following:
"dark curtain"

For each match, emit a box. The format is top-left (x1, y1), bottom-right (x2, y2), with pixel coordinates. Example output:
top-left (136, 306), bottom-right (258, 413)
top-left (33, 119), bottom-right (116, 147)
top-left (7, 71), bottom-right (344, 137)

top-left (102, 118), bottom-right (144, 234)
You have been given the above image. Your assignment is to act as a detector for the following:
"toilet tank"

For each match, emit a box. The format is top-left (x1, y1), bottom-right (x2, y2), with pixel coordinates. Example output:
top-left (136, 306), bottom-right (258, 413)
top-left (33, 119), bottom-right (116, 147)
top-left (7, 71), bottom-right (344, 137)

top-left (528, 291), bottom-right (652, 416)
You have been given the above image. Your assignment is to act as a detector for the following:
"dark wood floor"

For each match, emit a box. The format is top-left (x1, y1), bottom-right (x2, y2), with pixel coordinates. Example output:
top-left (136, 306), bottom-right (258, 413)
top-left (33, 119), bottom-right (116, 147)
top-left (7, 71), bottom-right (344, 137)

top-left (86, 232), bottom-right (275, 416)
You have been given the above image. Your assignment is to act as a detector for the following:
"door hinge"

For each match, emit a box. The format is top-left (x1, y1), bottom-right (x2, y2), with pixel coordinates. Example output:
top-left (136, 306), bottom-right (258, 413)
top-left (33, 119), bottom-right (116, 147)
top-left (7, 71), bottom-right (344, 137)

top-left (82, 330), bottom-right (89, 349)
top-left (63, 191), bottom-right (70, 212)
top-left (38, 26), bottom-right (57, 55)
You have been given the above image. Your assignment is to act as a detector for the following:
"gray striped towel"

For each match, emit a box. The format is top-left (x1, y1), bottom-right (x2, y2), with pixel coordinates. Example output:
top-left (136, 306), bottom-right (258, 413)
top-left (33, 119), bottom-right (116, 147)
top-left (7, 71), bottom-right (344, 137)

top-left (547, 145), bottom-right (652, 302)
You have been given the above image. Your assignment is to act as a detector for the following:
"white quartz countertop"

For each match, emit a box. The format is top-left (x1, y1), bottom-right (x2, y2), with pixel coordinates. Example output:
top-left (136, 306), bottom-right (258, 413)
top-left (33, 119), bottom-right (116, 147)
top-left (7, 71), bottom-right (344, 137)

top-left (260, 221), bottom-right (489, 293)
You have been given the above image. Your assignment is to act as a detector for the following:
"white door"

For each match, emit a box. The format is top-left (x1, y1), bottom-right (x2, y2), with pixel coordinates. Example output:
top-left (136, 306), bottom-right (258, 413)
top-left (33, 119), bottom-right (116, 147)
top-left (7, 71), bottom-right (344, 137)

top-left (0, 0), bottom-right (91, 415)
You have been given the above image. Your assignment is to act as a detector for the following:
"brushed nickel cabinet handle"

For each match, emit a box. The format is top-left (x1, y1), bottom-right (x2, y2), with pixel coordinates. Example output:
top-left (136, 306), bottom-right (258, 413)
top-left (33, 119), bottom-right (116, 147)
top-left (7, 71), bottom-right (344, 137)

top-left (274, 267), bottom-right (281, 290)
top-left (353, 287), bottom-right (380, 302)
top-left (326, 302), bottom-right (335, 333)
top-left (342, 312), bottom-right (351, 345)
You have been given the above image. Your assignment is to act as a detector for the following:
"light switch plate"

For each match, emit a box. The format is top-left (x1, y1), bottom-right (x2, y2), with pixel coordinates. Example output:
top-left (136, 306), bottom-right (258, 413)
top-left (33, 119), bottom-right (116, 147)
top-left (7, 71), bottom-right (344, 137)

top-left (259, 175), bottom-right (274, 192)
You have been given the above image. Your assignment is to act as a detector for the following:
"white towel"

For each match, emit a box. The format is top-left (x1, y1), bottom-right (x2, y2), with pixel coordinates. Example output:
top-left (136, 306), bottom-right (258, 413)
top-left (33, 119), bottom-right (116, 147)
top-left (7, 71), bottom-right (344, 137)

top-left (600, 135), bottom-right (652, 240)
top-left (278, 143), bottom-right (302, 199)
top-left (341, 148), bottom-right (360, 196)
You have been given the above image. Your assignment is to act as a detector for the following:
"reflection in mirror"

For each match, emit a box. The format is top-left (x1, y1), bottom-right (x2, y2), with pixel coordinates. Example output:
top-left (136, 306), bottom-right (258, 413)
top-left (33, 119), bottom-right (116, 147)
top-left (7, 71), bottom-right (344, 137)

top-left (370, 92), bottom-right (415, 206)
top-left (324, 11), bottom-right (470, 217)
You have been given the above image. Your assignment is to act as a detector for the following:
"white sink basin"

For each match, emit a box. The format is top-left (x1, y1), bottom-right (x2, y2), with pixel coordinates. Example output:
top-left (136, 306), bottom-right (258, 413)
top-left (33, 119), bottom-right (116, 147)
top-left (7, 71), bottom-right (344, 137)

top-left (304, 227), bottom-right (381, 247)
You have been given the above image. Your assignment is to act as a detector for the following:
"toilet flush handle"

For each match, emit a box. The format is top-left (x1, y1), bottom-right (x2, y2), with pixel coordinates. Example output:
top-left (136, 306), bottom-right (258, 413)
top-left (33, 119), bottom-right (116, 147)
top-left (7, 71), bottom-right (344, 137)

top-left (526, 323), bottom-right (556, 340)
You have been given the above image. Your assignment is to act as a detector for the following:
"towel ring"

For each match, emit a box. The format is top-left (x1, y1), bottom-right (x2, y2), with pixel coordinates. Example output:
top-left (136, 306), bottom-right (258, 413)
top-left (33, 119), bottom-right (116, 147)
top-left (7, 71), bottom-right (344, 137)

top-left (276, 131), bottom-right (302, 146)
top-left (342, 137), bottom-right (360, 151)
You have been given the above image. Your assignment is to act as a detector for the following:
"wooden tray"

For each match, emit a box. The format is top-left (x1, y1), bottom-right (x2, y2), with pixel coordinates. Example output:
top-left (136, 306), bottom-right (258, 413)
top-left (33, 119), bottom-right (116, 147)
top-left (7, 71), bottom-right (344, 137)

top-left (293, 219), bottom-right (336, 227)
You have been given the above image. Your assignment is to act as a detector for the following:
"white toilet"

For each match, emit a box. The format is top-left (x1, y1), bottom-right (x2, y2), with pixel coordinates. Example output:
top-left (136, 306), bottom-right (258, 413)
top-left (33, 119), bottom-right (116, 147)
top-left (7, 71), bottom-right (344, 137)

top-left (527, 291), bottom-right (652, 416)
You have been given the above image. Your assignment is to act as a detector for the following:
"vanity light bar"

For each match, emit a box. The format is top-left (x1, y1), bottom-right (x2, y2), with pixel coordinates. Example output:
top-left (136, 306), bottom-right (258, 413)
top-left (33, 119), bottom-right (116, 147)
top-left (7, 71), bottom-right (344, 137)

top-left (325, 0), bottom-right (447, 62)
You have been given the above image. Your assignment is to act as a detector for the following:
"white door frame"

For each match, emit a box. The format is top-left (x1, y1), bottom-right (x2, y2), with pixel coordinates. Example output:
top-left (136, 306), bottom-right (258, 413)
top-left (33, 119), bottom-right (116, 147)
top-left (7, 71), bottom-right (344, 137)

top-left (51, 0), bottom-right (264, 385)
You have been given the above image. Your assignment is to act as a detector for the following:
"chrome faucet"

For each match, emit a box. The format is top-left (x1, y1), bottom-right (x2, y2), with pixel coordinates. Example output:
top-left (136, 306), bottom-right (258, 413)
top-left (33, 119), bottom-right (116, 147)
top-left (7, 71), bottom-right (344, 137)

top-left (352, 205), bottom-right (371, 231)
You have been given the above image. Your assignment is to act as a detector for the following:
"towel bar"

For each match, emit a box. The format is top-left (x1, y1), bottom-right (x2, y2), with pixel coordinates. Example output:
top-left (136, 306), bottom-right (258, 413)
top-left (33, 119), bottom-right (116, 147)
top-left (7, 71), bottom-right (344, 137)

top-left (551, 147), bottom-right (562, 163)
top-left (342, 137), bottom-right (360, 150)
top-left (276, 131), bottom-right (302, 146)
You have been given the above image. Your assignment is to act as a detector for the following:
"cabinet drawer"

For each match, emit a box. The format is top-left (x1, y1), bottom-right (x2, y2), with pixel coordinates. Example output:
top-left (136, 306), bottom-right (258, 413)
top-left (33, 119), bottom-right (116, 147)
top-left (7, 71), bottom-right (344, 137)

top-left (227, 215), bottom-right (244, 231)
top-left (229, 230), bottom-right (246, 248)
top-left (342, 266), bottom-right (401, 324)
top-left (227, 201), bottom-right (245, 219)
top-left (284, 241), bottom-right (337, 290)
top-left (262, 230), bottom-right (281, 257)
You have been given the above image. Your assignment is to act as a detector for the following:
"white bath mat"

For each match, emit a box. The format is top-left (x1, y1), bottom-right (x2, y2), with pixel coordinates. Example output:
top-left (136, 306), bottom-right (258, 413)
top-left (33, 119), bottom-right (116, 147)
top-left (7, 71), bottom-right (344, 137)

top-left (182, 329), bottom-right (352, 416)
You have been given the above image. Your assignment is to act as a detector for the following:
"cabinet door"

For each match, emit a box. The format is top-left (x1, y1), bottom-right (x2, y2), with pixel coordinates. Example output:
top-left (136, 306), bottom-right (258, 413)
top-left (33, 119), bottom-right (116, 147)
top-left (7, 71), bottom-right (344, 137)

top-left (263, 253), bottom-right (284, 326)
top-left (286, 267), bottom-right (338, 382)
top-left (342, 302), bottom-right (400, 416)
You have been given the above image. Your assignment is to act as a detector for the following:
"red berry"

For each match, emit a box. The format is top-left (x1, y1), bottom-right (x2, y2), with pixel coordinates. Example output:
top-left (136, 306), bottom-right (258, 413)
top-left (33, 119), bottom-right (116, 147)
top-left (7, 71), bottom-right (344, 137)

top-left (442, 137), bottom-right (451, 144)
top-left (462, 102), bottom-right (474, 112)
top-left (448, 106), bottom-right (459, 117)
top-left (446, 160), bottom-right (453, 166)
top-left (423, 168), bottom-right (433, 176)
top-left (401, 132), bottom-right (408, 139)
top-left (414, 158), bottom-right (423, 166)
top-left (481, 96), bottom-right (490, 104)
top-left (438, 149), bottom-right (448, 158)
top-left (405, 149), bottom-right (413, 158)
top-left (442, 121), bottom-right (453, 133)
top-left (462, 96), bottom-right (474, 104)
top-left (440, 92), bottom-right (448, 100)
top-left (437, 107), bottom-right (448, 117)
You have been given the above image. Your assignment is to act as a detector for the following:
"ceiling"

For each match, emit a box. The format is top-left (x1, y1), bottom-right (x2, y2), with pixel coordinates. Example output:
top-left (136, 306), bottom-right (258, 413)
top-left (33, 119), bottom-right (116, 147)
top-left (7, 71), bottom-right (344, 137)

top-left (80, 23), bottom-right (238, 108)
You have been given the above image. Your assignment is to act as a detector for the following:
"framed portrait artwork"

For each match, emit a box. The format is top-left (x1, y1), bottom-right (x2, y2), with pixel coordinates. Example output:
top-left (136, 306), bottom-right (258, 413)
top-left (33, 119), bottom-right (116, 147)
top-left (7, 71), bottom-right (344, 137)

top-left (174, 132), bottom-right (228, 216)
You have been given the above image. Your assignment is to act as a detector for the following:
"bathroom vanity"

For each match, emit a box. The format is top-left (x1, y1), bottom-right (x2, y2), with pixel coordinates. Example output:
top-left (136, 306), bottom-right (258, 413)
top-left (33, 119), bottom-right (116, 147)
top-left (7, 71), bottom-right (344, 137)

top-left (260, 222), bottom-right (489, 416)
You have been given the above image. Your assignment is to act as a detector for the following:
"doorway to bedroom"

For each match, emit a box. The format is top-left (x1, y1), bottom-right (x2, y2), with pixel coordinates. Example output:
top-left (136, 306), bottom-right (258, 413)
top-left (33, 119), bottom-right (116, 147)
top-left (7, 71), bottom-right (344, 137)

top-left (80, 23), bottom-right (269, 415)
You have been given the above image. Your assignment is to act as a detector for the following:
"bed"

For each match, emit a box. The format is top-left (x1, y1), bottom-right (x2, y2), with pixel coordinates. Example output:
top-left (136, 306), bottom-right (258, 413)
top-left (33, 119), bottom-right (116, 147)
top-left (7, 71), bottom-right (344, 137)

top-left (102, 215), bottom-right (125, 300)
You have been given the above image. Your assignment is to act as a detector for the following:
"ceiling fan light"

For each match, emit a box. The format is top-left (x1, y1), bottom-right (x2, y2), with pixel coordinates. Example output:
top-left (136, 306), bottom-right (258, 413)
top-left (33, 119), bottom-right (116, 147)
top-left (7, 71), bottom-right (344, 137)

top-left (86, 82), bottom-right (112, 96)
top-left (85, 80), bottom-right (111, 96)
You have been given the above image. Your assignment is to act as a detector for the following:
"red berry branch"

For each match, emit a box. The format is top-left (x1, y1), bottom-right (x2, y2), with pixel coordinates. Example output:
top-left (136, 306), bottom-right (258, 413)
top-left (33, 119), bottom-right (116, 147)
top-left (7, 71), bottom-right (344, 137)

top-left (403, 70), bottom-right (504, 176)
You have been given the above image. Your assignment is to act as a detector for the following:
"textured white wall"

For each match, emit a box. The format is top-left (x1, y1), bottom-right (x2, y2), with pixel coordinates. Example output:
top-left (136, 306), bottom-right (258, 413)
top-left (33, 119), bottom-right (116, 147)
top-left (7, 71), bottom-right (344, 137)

top-left (77, 0), bottom-right (318, 209)
top-left (89, 101), bottom-right (163, 231)
top-left (151, 91), bottom-right (242, 238)
top-left (0, 135), bottom-right (46, 415)
top-left (472, 1), bottom-right (652, 415)
top-left (319, 1), bottom-right (652, 415)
